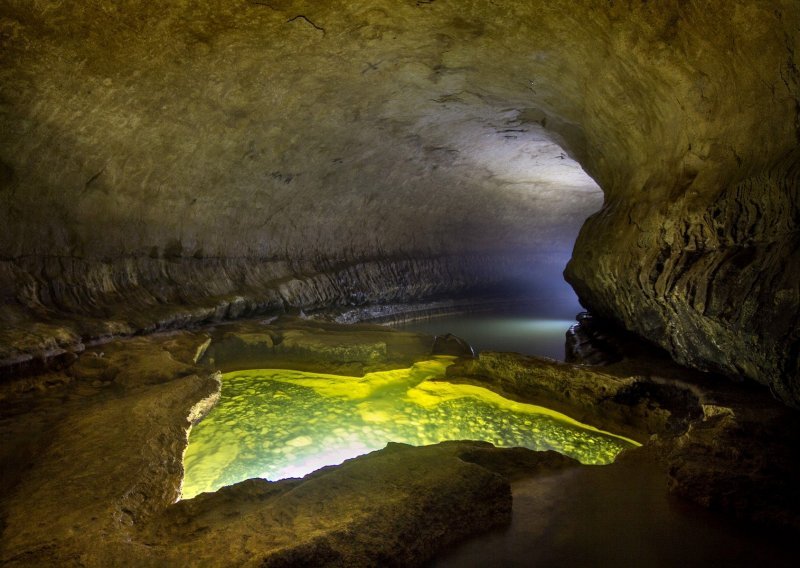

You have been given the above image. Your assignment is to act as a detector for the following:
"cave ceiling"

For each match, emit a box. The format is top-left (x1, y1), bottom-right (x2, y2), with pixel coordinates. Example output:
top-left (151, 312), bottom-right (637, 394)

top-left (0, 0), bottom-right (606, 261)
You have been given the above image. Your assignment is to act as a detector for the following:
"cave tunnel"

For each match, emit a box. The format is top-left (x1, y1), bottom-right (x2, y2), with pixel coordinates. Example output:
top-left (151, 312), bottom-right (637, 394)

top-left (1, 1), bottom-right (800, 566)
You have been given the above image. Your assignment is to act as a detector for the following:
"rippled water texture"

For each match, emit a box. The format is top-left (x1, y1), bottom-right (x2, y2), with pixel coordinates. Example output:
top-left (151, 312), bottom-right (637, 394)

top-left (182, 358), bottom-right (638, 499)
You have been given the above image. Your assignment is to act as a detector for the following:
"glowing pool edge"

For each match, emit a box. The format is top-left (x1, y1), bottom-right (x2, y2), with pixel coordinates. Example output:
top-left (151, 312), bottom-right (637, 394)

top-left (180, 358), bottom-right (641, 499)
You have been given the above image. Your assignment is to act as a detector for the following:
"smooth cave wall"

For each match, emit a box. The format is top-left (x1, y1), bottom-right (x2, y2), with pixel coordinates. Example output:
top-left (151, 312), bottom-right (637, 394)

top-left (0, 1), bottom-right (799, 404)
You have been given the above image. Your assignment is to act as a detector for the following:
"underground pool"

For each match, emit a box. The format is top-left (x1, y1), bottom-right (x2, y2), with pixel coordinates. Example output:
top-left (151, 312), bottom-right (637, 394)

top-left (181, 357), bottom-right (639, 499)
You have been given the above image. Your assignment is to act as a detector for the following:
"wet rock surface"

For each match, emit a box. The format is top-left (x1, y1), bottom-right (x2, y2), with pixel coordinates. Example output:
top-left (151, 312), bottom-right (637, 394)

top-left (0, 321), bottom-right (573, 567)
top-left (448, 348), bottom-right (800, 531)
top-left (203, 316), bottom-right (437, 375)
top-left (446, 351), bottom-right (706, 442)
top-left (432, 333), bottom-right (475, 358)
top-left (565, 312), bottom-right (625, 366)
top-left (142, 442), bottom-right (557, 568)
top-left (1, 321), bottom-right (798, 566)
top-left (666, 395), bottom-right (800, 530)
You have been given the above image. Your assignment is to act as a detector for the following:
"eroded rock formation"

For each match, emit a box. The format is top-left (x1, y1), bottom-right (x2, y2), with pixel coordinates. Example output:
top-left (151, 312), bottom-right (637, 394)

top-left (1, 1), bottom-right (799, 401)
top-left (557, 3), bottom-right (800, 403)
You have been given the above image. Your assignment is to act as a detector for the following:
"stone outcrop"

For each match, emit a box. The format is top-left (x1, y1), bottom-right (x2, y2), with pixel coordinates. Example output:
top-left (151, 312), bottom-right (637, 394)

top-left (566, 158), bottom-right (800, 406)
top-left (1, 1), bottom-right (799, 401)
top-left (447, 349), bottom-right (800, 530)
top-left (559, 3), bottom-right (800, 404)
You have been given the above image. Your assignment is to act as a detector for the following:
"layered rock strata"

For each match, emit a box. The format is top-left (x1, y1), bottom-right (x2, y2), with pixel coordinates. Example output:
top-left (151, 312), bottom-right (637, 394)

top-left (558, 2), bottom-right (800, 403)
top-left (567, 158), bottom-right (800, 406)
top-left (0, 253), bottom-right (537, 374)
top-left (1, 0), bottom-right (799, 402)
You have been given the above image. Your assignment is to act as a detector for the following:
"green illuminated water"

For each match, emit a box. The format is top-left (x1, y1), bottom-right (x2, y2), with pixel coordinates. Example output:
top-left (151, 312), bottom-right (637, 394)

top-left (182, 358), bottom-right (639, 499)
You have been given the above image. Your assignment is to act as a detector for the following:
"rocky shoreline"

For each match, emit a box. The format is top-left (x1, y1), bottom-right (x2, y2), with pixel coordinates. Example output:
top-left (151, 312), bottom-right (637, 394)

top-left (1, 317), bottom-right (798, 566)
top-left (0, 254), bottom-right (544, 379)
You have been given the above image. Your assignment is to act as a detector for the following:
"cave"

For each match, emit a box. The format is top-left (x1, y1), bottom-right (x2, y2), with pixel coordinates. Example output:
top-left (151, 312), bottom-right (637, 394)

top-left (1, 1), bottom-right (799, 566)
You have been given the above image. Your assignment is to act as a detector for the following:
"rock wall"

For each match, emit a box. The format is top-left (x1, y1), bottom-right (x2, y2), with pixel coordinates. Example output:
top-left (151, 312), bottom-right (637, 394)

top-left (0, 252), bottom-right (544, 369)
top-left (564, 5), bottom-right (800, 406)
top-left (567, 158), bottom-right (800, 405)
top-left (1, 1), bottom-right (799, 401)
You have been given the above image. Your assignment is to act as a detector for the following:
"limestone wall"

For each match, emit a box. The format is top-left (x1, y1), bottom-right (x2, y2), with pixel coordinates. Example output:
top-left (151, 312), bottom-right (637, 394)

top-left (1, 1), bottom-right (798, 402)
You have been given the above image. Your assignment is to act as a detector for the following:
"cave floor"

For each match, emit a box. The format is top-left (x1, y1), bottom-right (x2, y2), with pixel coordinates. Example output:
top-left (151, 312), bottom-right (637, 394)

top-left (1, 316), bottom-right (799, 566)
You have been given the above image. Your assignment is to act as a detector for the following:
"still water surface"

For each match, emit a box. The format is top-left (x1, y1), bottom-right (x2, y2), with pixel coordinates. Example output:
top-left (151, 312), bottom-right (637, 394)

top-left (389, 296), bottom-right (582, 360)
top-left (393, 313), bottom-right (575, 360)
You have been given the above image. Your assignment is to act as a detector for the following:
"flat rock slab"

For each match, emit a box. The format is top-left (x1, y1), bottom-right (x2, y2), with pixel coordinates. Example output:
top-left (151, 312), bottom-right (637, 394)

top-left (142, 443), bottom-right (575, 567)
top-left (204, 316), bottom-right (438, 375)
